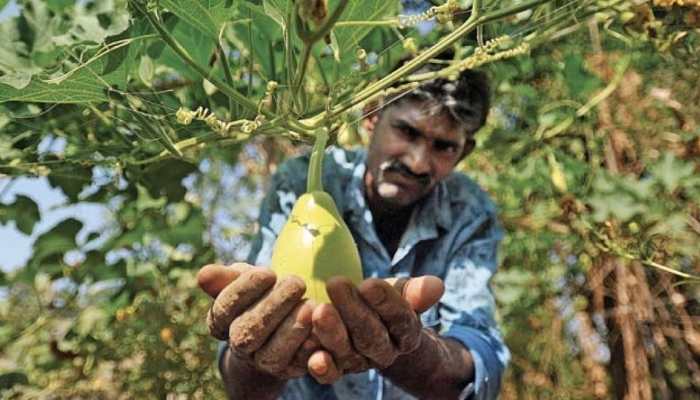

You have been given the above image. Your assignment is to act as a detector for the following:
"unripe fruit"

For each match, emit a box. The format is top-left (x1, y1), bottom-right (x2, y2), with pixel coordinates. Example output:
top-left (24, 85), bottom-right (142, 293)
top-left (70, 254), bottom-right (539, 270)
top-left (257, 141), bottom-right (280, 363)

top-left (270, 129), bottom-right (363, 303)
top-left (271, 191), bottom-right (363, 303)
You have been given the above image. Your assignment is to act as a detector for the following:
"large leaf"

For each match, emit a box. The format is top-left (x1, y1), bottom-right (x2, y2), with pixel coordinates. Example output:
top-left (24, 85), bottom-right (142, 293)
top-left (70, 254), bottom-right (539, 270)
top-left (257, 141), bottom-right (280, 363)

top-left (236, 2), bottom-right (285, 80)
top-left (0, 67), bottom-right (109, 103)
top-left (0, 0), bottom-right (130, 91)
top-left (47, 165), bottom-right (93, 202)
top-left (160, 0), bottom-right (236, 40)
top-left (650, 152), bottom-right (695, 192)
top-left (331, 0), bottom-right (400, 58)
top-left (0, 194), bottom-right (40, 235)
top-left (31, 218), bottom-right (83, 264)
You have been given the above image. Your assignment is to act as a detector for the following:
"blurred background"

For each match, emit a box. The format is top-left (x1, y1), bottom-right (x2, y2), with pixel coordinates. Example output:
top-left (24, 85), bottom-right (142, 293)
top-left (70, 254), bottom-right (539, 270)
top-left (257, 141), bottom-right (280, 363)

top-left (1, 0), bottom-right (699, 398)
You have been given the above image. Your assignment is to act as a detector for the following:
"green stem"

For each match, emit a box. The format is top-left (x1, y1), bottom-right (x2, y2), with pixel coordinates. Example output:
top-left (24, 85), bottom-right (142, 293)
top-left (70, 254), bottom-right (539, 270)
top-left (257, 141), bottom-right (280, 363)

top-left (134, 1), bottom-right (261, 117)
top-left (325, 0), bottom-right (554, 121)
top-left (216, 43), bottom-right (236, 118)
top-left (292, 0), bottom-right (349, 102)
top-left (307, 129), bottom-right (329, 193)
top-left (293, 44), bottom-right (312, 97)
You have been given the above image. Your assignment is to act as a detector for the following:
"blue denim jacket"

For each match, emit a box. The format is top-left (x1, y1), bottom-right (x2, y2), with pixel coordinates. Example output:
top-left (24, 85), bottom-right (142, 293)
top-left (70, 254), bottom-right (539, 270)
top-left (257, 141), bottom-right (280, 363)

top-left (228, 146), bottom-right (509, 399)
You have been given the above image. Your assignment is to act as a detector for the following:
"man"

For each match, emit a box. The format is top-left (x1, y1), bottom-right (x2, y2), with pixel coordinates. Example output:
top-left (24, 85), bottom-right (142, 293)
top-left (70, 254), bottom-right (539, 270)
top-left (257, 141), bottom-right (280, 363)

top-left (197, 68), bottom-right (509, 399)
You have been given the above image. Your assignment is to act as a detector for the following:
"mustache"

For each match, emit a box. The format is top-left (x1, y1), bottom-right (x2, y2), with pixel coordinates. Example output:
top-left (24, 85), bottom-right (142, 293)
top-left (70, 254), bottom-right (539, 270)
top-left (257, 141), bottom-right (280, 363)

top-left (380, 160), bottom-right (431, 186)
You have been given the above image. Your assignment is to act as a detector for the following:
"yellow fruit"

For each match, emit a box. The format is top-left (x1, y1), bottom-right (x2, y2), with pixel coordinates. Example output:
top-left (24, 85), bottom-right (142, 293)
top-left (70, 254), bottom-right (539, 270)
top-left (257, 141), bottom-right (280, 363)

top-left (160, 327), bottom-right (174, 343)
top-left (270, 129), bottom-right (363, 303)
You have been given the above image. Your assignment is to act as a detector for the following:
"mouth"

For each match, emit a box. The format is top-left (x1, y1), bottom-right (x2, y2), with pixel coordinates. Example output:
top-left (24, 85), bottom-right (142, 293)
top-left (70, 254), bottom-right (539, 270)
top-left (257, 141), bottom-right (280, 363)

top-left (378, 161), bottom-right (430, 189)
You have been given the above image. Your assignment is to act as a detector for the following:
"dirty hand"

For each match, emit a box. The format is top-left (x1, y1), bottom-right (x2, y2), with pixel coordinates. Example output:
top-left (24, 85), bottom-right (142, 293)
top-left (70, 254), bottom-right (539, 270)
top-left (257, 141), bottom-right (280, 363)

top-left (307, 276), bottom-right (444, 384)
top-left (197, 263), bottom-right (319, 379)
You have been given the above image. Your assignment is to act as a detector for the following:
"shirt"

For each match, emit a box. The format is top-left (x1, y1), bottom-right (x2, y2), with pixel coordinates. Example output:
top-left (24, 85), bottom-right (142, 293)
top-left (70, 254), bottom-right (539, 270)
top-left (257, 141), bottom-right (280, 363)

top-left (231, 146), bottom-right (509, 400)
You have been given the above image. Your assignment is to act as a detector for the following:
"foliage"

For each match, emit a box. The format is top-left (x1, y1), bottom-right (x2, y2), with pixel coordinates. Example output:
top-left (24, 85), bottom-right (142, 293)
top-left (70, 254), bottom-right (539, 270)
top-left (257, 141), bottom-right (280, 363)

top-left (1, 0), bottom-right (699, 398)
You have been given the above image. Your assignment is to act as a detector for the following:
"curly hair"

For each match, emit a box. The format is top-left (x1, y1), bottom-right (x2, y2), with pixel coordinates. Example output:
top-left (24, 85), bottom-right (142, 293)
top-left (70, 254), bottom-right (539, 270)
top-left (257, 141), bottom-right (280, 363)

top-left (383, 57), bottom-right (491, 135)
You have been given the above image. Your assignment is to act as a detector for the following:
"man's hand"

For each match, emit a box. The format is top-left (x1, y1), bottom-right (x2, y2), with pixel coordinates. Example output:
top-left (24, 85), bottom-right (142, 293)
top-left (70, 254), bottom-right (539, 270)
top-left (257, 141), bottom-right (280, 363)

top-left (197, 263), bottom-right (317, 379)
top-left (307, 276), bottom-right (444, 384)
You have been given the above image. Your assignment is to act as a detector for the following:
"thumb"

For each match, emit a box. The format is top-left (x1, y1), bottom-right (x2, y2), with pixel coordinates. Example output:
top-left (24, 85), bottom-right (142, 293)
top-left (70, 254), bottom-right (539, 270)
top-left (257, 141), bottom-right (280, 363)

top-left (196, 263), bottom-right (252, 298)
top-left (386, 275), bottom-right (444, 313)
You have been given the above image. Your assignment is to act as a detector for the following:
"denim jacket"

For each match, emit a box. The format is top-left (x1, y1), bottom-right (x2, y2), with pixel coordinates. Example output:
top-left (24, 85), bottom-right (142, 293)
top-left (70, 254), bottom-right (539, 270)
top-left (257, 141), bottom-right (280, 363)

top-left (231, 146), bottom-right (509, 399)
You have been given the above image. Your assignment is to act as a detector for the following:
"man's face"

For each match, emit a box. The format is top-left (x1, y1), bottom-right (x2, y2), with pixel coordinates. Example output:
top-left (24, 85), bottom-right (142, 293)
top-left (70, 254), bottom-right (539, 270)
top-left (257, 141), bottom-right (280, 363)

top-left (364, 99), bottom-right (473, 210)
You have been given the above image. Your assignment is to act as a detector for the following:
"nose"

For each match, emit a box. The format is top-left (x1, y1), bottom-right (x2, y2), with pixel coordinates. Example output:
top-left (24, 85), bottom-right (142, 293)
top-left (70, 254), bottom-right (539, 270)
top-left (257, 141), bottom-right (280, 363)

top-left (405, 142), bottom-right (431, 176)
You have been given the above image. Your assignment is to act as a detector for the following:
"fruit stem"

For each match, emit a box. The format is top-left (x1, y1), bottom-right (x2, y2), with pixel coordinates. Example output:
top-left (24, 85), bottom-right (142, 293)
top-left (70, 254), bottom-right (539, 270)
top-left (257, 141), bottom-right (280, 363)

top-left (307, 128), bottom-right (328, 193)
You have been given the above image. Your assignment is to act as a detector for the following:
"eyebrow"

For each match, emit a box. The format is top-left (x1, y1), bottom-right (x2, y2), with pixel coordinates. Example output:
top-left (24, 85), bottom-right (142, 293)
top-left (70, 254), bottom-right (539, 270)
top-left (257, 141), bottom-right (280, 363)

top-left (392, 118), bottom-right (461, 149)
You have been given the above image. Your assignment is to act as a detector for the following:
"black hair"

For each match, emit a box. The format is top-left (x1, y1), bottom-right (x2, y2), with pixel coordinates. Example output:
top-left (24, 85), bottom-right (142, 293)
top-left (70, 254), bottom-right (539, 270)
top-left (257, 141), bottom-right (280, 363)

top-left (384, 54), bottom-right (491, 135)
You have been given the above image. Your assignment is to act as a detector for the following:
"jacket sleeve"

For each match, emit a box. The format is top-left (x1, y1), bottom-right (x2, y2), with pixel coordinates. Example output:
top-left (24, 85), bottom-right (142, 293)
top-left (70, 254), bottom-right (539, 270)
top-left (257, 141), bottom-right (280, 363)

top-left (438, 212), bottom-right (510, 400)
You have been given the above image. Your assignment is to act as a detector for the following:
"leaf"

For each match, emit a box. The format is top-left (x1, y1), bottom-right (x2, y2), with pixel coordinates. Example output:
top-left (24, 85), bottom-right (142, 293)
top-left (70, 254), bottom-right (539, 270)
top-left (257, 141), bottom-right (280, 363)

top-left (160, 0), bottom-right (236, 40)
top-left (331, 0), bottom-right (400, 59)
top-left (0, 371), bottom-right (29, 390)
top-left (0, 65), bottom-right (109, 103)
top-left (139, 54), bottom-right (155, 87)
top-left (263, 0), bottom-right (286, 29)
top-left (137, 159), bottom-right (197, 202)
top-left (150, 16), bottom-right (216, 81)
top-left (563, 53), bottom-right (601, 97)
top-left (0, 194), bottom-right (40, 235)
top-left (650, 152), bottom-right (694, 192)
top-left (47, 166), bottom-right (93, 202)
top-left (236, 2), bottom-right (285, 80)
top-left (31, 218), bottom-right (83, 264)
top-left (588, 193), bottom-right (646, 223)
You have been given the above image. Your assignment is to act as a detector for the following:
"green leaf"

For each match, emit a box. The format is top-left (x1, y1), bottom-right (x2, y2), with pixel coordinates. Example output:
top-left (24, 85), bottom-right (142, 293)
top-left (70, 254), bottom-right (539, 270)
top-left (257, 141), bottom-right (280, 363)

top-left (160, 0), bottom-right (236, 40)
top-left (138, 159), bottom-right (197, 202)
top-left (331, 0), bottom-right (400, 60)
top-left (0, 194), bottom-right (40, 235)
top-left (47, 166), bottom-right (93, 202)
top-left (31, 218), bottom-right (83, 263)
top-left (263, 0), bottom-right (286, 29)
top-left (563, 53), bottom-right (601, 97)
top-left (150, 16), bottom-right (216, 81)
top-left (651, 152), bottom-right (695, 192)
top-left (0, 66), bottom-right (109, 103)
top-left (0, 371), bottom-right (29, 390)
top-left (139, 54), bottom-right (155, 87)
top-left (588, 193), bottom-right (646, 223)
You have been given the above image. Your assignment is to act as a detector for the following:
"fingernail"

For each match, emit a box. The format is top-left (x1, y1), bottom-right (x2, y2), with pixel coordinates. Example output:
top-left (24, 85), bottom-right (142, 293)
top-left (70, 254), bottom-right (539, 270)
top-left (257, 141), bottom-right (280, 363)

top-left (311, 362), bottom-right (328, 375)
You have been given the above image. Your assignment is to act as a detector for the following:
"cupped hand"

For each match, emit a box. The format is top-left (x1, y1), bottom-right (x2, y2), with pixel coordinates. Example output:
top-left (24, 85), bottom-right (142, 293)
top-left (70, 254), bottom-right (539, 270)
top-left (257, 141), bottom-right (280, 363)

top-left (197, 263), bottom-right (319, 379)
top-left (307, 276), bottom-right (444, 384)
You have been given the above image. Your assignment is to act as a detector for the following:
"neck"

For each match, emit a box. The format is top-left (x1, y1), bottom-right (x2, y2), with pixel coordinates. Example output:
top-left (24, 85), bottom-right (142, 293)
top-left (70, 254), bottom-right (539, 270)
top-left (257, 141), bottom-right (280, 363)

top-left (364, 172), bottom-right (414, 257)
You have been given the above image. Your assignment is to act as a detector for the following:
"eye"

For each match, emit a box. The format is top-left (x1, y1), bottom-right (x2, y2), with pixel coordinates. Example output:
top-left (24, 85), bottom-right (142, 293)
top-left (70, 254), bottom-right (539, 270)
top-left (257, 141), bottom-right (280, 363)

top-left (392, 123), bottom-right (418, 141)
top-left (434, 140), bottom-right (459, 155)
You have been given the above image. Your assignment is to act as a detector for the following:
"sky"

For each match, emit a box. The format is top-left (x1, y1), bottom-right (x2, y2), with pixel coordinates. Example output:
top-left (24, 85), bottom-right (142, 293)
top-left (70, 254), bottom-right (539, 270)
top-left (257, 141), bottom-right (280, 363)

top-left (0, 1), bottom-right (107, 273)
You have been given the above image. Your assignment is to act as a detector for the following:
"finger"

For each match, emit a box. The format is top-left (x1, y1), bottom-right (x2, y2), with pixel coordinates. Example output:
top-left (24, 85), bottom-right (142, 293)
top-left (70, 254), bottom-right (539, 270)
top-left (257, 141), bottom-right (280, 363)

top-left (198, 263), bottom-right (253, 298)
top-left (359, 278), bottom-right (422, 354)
top-left (289, 334), bottom-right (320, 372)
top-left (254, 300), bottom-right (314, 375)
top-left (385, 276), bottom-right (444, 313)
top-left (229, 275), bottom-right (306, 355)
top-left (207, 268), bottom-right (276, 340)
top-left (326, 277), bottom-right (396, 368)
top-left (312, 304), bottom-right (369, 373)
top-left (308, 350), bottom-right (342, 385)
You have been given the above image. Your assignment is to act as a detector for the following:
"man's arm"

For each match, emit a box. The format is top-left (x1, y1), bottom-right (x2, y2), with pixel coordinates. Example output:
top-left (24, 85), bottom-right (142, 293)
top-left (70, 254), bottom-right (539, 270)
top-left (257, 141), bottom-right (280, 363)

top-left (219, 346), bottom-right (287, 399)
top-left (305, 215), bottom-right (508, 399)
top-left (381, 328), bottom-right (475, 399)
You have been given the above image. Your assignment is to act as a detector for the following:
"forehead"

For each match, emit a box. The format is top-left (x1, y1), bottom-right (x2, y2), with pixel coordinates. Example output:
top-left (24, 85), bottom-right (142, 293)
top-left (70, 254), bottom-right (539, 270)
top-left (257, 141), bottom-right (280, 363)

top-left (380, 99), bottom-right (467, 141)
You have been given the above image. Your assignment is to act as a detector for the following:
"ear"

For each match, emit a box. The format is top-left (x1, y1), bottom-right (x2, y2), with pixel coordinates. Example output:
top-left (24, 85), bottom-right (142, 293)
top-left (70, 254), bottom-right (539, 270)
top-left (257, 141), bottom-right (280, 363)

top-left (459, 137), bottom-right (476, 160)
top-left (361, 112), bottom-right (380, 136)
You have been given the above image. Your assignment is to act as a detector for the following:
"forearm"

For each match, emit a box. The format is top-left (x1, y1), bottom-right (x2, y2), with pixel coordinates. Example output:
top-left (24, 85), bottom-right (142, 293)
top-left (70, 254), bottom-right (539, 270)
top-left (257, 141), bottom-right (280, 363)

top-left (381, 328), bottom-right (474, 399)
top-left (220, 346), bottom-right (287, 400)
